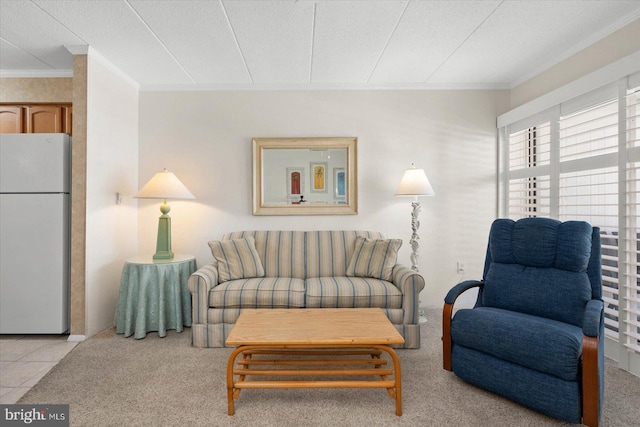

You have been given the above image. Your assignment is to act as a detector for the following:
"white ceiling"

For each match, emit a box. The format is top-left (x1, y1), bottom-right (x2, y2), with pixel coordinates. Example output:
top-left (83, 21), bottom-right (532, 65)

top-left (1, 0), bottom-right (639, 90)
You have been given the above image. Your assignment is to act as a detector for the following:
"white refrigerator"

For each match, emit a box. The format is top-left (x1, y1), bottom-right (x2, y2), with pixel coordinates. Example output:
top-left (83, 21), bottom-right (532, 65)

top-left (0, 133), bottom-right (70, 334)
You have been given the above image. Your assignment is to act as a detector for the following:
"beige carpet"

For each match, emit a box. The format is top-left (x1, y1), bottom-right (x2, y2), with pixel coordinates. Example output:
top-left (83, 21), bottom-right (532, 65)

top-left (19, 309), bottom-right (640, 427)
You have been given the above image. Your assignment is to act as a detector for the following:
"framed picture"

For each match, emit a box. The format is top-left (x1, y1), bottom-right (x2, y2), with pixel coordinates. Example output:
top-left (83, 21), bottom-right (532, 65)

top-left (333, 167), bottom-right (346, 199)
top-left (310, 162), bottom-right (328, 193)
top-left (286, 167), bottom-right (304, 198)
top-left (252, 137), bottom-right (358, 216)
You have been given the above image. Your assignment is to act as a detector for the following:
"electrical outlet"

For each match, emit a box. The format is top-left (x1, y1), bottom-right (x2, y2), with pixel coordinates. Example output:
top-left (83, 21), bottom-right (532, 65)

top-left (456, 262), bottom-right (465, 274)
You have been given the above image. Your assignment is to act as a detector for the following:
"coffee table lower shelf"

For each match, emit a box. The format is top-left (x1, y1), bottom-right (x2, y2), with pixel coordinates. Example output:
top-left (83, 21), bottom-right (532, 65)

top-left (226, 345), bottom-right (402, 416)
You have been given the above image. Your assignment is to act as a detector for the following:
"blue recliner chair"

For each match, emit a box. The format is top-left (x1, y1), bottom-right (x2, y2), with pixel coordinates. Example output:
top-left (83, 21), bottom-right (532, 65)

top-left (442, 218), bottom-right (604, 427)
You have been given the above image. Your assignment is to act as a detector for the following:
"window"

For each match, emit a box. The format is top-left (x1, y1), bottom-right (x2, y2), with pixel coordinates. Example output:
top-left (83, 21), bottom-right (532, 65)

top-left (500, 76), bottom-right (640, 375)
top-left (507, 122), bottom-right (551, 218)
top-left (625, 87), bottom-right (640, 355)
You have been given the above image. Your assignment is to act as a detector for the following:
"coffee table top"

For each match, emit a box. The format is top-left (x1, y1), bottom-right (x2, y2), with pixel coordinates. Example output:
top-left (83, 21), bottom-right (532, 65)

top-left (225, 308), bottom-right (405, 346)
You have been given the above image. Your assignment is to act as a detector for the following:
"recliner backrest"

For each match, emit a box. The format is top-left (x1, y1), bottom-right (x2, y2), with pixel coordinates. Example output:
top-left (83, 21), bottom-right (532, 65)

top-left (481, 217), bottom-right (599, 327)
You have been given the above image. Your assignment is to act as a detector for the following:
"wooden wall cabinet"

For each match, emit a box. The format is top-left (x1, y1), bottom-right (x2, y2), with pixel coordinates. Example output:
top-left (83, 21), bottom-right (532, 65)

top-left (0, 104), bottom-right (72, 135)
top-left (0, 106), bottom-right (24, 133)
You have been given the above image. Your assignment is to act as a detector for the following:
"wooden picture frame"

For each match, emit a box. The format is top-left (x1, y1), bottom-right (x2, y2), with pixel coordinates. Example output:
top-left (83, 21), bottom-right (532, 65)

top-left (253, 137), bottom-right (357, 215)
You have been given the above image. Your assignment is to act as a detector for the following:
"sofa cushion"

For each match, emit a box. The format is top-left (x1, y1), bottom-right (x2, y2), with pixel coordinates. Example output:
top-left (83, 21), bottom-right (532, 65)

top-left (451, 307), bottom-right (583, 381)
top-left (224, 231), bottom-right (306, 279)
top-left (346, 237), bottom-right (401, 281)
top-left (305, 231), bottom-right (386, 278)
top-left (209, 277), bottom-right (306, 309)
top-left (209, 236), bottom-right (265, 282)
top-left (305, 276), bottom-right (402, 308)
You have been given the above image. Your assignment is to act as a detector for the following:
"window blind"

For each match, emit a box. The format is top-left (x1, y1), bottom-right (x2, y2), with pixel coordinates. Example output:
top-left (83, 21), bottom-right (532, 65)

top-left (507, 122), bottom-right (551, 219)
top-left (557, 98), bottom-right (620, 339)
top-left (559, 100), bottom-right (618, 162)
top-left (625, 87), bottom-right (640, 353)
top-left (559, 167), bottom-right (619, 337)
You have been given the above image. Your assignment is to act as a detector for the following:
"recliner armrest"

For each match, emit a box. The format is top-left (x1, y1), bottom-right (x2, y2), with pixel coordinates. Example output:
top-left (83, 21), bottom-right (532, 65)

top-left (583, 299), bottom-right (604, 338)
top-left (444, 280), bottom-right (484, 305)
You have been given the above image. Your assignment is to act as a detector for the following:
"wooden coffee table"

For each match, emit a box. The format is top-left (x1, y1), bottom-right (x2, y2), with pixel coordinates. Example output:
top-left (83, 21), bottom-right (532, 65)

top-left (225, 308), bottom-right (405, 416)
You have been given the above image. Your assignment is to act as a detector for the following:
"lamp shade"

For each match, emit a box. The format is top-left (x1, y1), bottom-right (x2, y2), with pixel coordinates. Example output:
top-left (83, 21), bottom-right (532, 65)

top-left (135, 169), bottom-right (195, 200)
top-left (395, 165), bottom-right (434, 197)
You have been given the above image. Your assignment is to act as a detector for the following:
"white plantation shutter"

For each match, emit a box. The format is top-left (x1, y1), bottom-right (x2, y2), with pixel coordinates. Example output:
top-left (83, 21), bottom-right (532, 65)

top-left (507, 122), bottom-right (552, 219)
top-left (625, 87), bottom-right (640, 354)
top-left (557, 100), bottom-right (621, 341)
top-left (500, 74), bottom-right (640, 375)
top-left (508, 176), bottom-right (551, 218)
top-left (559, 100), bottom-right (618, 162)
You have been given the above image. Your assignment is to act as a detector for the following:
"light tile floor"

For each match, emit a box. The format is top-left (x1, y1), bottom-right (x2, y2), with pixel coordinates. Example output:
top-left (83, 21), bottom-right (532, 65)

top-left (0, 335), bottom-right (77, 404)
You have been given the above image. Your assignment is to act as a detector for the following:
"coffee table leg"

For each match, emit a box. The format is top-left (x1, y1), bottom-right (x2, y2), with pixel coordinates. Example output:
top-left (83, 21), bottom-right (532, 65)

top-left (375, 345), bottom-right (402, 416)
top-left (227, 346), bottom-right (247, 416)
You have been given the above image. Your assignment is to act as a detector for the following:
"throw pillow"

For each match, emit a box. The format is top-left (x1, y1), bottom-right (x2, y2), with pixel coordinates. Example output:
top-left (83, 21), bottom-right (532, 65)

top-left (208, 236), bottom-right (265, 282)
top-left (346, 237), bottom-right (402, 281)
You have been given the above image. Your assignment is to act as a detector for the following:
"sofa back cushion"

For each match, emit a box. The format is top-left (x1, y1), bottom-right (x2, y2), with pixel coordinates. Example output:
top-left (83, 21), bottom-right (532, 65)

top-left (222, 230), bottom-right (388, 279)
top-left (223, 231), bottom-right (306, 279)
top-left (208, 236), bottom-right (265, 282)
top-left (346, 237), bottom-right (402, 281)
top-left (305, 231), bottom-right (386, 278)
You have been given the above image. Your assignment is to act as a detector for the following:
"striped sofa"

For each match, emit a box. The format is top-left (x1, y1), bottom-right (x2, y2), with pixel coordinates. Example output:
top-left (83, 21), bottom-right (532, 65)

top-left (187, 230), bottom-right (425, 348)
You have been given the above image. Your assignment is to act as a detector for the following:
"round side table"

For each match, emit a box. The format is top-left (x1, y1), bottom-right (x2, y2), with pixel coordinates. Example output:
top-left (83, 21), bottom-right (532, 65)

top-left (115, 254), bottom-right (197, 339)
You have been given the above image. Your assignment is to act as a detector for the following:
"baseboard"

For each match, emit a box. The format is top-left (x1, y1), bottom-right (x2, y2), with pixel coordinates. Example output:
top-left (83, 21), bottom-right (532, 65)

top-left (67, 335), bottom-right (86, 342)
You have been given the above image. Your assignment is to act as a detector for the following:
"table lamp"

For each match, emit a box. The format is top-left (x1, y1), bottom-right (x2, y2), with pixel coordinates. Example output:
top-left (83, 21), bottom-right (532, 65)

top-left (395, 163), bottom-right (434, 271)
top-left (135, 168), bottom-right (195, 260)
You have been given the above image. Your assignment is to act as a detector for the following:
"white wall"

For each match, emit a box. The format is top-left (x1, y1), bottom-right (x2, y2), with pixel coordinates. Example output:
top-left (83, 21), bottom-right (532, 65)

top-left (138, 90), bottom-right (509, 308)
top-left (85, 54), bottom-right (139, 336)
top-left (510, 18), bottom-right (640, 108)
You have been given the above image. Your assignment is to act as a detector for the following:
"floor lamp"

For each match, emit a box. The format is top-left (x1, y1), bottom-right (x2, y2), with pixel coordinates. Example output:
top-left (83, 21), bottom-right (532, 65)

top-left (395, 164), bottom-right (434, 272)
top-left (135, 169), bottom-right (195, 260)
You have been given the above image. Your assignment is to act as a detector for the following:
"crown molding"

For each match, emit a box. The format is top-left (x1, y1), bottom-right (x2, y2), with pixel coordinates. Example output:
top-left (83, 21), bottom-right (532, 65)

top-left (65, 45), bottom-right (89, 55)
top-left (0, 69), bottom-right (73, 78)
top-left (139, 82), bottom-right (511, 92)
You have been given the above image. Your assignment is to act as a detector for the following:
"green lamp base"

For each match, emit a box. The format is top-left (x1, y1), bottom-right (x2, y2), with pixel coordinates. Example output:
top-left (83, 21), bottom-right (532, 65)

top-left (153, 204), bottom-right (174, 260)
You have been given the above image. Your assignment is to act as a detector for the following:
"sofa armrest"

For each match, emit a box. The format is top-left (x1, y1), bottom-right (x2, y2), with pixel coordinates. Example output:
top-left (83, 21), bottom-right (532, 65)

top-left (187, 264), bottom-right (219, 325)
top-left (392, 264), bottom-right (425, 325)
top-left (583, 299), bottom-right (604, 338)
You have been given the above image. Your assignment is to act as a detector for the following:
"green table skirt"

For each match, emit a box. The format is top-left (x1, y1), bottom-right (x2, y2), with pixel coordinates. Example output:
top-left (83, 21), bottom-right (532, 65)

top-left (115, 256), bottom-right (197, 339)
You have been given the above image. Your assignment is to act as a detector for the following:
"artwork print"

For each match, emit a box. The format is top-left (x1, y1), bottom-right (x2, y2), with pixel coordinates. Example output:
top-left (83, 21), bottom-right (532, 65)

top-left (310, 162), bottom-right (327, 193)
top-left (286, 167), bottom-right (305, 198)
top-left (334, 167), bottom-right (346, 199)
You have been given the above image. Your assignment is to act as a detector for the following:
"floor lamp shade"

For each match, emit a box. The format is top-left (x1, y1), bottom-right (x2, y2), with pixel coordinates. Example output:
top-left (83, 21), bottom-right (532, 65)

top-left (135, 169), bottom-right (195, 260)
top-left (395, 166), bottom-right (434, 197)
top-left (396, 164), bottom-right (434, 272)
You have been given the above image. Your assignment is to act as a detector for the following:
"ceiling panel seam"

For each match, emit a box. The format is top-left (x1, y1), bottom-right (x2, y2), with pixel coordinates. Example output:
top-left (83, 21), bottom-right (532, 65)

top-left (422, 0), bottom-right (504, 84)
top-left (29, 0), bottom-right (90, 68)
top-left (124, 0), bottom-right (196, 84)
top-left (366, 0), bottom-right (410, 84)
top-left (309, 2), bottom-right (317, 83)
top-left (31, 0), bottom-right (89, 45)
top-left (0, 36), bottom-right (55, 69)
top-left (220, 0), bottom-right (254, 85)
